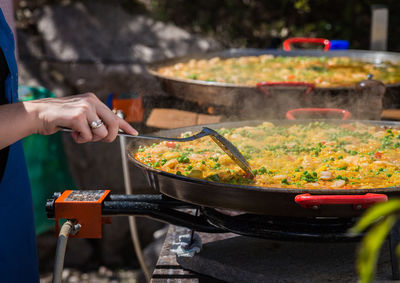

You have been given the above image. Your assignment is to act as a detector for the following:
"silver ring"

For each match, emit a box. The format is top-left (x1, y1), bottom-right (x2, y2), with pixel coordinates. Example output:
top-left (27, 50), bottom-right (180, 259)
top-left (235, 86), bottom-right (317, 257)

top-left (89, 119), bottom-right (104, 129)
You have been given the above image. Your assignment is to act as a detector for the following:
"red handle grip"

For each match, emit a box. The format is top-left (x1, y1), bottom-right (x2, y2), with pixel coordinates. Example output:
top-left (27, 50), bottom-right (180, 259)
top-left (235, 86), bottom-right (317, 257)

top-left (295, 193), bottom-right (388, 210)
top-left (286, 108), bottom-right (351, 120)
top-left (256, 82), bottom-right (315, 96)
top-left (283, 37), bottom-right (331, 51)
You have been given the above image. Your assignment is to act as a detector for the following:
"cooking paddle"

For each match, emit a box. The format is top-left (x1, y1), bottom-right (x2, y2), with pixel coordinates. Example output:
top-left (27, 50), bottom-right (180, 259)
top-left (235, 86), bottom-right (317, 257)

top-left (60, 127), bottom-right (254, 178)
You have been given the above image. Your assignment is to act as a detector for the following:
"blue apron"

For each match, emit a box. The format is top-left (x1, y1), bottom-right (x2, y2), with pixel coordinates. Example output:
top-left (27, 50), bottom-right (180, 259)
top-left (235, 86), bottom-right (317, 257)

top-left (0, 8), bottom-right (39, 283)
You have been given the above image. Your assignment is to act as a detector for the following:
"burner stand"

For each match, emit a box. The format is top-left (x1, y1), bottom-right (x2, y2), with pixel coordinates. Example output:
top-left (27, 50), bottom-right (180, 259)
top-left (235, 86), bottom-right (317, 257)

top-left (202, 208), bottom-right (363, 242)
top-left (152, 224), bottom-right (400, 282)
top-left (185, 209), bottom-right (400, 281)
top-left (177, 231), bottom-right (394, 283)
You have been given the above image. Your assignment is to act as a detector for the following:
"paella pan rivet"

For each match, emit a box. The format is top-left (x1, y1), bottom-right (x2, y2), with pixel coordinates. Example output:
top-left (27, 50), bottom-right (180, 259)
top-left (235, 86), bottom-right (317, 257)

top-left (355, 204), bottom-right (362, 210)
top-left (312, 205), bottom-right (319, 210)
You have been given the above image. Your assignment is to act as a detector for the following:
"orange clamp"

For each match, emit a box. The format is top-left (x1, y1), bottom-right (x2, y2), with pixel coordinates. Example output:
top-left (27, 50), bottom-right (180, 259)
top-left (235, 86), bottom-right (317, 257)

top-left (54, 190), bottom-right (111, 238)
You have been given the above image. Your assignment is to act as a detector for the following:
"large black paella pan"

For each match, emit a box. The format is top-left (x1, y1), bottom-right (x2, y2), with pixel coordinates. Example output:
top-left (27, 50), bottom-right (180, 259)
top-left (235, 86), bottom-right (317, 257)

top-left (127, 119), bottom-right (400, 218)
top-left (147, 49), bottom-right (400, 119)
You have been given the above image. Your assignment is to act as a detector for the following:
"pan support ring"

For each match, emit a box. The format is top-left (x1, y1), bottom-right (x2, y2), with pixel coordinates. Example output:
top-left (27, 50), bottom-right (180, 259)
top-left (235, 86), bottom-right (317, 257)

top-left (196, 208), bottom-right (400, 280)
top-left (201, 207), bottom-right (363, 242)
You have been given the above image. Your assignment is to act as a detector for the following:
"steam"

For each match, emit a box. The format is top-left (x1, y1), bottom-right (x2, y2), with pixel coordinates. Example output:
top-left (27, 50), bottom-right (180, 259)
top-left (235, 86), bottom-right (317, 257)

top-left (151, 58), bottom-right (387, 123)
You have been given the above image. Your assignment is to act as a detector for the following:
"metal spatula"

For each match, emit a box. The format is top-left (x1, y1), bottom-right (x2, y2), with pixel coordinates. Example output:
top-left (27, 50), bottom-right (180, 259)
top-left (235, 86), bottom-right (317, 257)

top-left (61, 127), bottom-right (254, 178)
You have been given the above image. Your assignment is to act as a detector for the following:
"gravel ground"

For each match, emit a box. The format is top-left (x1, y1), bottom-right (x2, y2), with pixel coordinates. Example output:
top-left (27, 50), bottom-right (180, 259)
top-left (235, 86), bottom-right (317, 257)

top-left (40, 266), bottom-right (143, 283)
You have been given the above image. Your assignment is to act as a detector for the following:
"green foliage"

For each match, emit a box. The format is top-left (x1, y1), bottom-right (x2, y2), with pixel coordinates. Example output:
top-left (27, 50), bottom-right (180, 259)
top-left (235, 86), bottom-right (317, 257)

top-left (20, 1), bottom-right (400, 50)
top-left (350, 200), bottom-right (400, 283)
top-left (356, 215), bottom-right (395, 283)
top-left (148, 0), bottom-right (400, 51)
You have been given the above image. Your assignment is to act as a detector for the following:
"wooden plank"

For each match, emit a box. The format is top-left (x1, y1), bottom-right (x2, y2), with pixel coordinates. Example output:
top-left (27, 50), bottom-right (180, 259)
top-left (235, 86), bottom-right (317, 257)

top-left (381, 109), bottom-right (400, 121)
top-left (146, 108), bottom-right (222, 129)
top-left (197, 113), bottom-right (222, 125)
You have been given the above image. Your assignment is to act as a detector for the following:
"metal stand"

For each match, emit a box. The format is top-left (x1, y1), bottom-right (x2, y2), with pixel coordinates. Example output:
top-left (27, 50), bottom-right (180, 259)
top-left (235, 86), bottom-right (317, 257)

top-left (202, 208), bottom-right (363, 242)
top-left (189, 208), bottom-right (199, 246)
top-left (118, 115), bottom-right (151, 282)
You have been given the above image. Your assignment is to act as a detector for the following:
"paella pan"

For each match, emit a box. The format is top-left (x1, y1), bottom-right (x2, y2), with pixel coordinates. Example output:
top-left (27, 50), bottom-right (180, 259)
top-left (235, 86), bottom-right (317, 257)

top-left (128, 118), bottom-right (400, 217)
top-left (147, 49), bottom-right (400, 119)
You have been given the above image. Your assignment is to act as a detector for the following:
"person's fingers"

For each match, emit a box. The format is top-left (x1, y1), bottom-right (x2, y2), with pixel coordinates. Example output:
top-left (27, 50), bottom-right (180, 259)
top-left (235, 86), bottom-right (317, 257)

top-left (94, 103), bottom-right (122, 142)
top-left (86, 112), bottom-right (108, 142)
top-left (95, 100), bottom-right (139, 137)
top-left (100, 113), bottom-right (119, 142)
top-left (91, 122), bottom-right (108, 142)
top-left (35, 92), bottom-right (139, 143)
top-left (74, 93), bottom-right (111, 142)
top-left (67, 112), bottom-right (93, 143)
top-left (71, 131), bottom-right (82, 143)
top-left (118, 117), bottom-right (138, 136)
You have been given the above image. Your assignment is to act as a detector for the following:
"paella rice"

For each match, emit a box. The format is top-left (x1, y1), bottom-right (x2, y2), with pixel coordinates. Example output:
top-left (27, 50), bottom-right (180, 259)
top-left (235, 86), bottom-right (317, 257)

top-left (135, 122), bottom-right (400, 190)
top-left (156, 55), bottom-right (400, 87)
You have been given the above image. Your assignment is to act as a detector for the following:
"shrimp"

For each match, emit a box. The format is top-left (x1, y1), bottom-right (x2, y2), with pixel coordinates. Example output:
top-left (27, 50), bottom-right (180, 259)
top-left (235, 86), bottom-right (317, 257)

top-left (218, 155), bottom-right (234, 165)
top-left (162, 159), bottom-right (178, 169)
top-left (189, 153), bottom-right (205, 161)
top-left (332, 180), bottom-right (346, 188)
top-left (162, 152), bottom-right (180, 160)
top-left (319, 171), bottom-right (333, 180)
top-left (273, 175), bottom-right (288, 180)
top-left (149, 145), bottom-right (169, 155)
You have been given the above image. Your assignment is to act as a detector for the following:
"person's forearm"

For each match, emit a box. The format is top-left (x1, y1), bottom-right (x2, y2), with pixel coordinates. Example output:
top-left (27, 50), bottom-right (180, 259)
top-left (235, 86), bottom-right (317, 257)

top-left (0, 102), bottom-right (38, 149)
top-left (0, 93), bottom-right (138, 149)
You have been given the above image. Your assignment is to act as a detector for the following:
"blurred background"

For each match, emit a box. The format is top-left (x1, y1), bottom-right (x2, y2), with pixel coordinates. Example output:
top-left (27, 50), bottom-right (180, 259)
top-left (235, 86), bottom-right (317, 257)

top-left (7, 0), bottom-right (400, 282)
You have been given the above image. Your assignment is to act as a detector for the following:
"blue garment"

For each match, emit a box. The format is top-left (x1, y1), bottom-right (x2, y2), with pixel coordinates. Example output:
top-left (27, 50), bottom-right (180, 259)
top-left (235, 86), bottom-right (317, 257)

top-left (0, 8), bottom-right (39, 283)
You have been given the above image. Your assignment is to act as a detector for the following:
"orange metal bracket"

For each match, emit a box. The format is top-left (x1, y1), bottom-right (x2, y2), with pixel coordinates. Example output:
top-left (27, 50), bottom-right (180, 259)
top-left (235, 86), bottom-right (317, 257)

top-left (54, 190), bottom-right (111, 238)
top-left (112, 93), bottom-right (144, 122)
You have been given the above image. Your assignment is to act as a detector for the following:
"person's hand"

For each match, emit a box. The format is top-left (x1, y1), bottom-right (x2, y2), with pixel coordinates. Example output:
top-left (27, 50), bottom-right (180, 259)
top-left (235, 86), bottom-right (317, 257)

top-left (26, 92), bottom-right (138, 143)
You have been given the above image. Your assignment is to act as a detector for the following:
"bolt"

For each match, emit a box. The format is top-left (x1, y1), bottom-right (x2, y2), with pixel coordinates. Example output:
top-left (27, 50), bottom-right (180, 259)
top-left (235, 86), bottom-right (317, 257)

top-left (71, 223), bottom-right (82, 235)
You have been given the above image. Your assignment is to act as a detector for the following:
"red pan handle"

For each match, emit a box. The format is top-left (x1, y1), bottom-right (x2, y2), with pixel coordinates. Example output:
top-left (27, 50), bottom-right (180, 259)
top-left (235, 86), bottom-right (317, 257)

top-left (295, 193), bottom-right (388, 210)
top-left (283, 37), bottom-right (331, 51)
top-left (286, 108), bottom-right (351, 120)
top-left (256, 82), bottom-right (315, 96)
